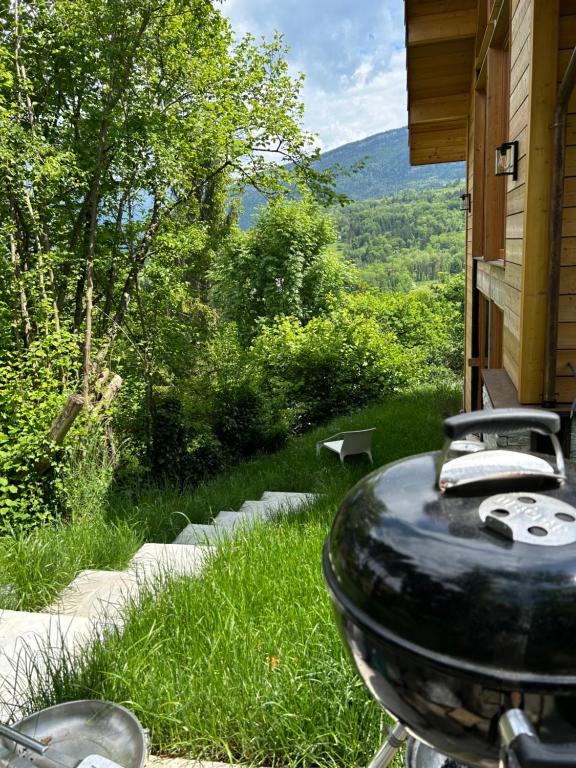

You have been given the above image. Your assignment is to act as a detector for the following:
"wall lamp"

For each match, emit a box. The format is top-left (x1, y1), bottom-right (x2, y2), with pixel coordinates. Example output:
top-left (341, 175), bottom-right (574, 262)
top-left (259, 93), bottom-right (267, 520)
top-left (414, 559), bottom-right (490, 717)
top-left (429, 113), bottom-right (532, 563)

top-left (460, 192), bottom-right (471, 213)
top-left (495, 141), bottom-right (519, 181)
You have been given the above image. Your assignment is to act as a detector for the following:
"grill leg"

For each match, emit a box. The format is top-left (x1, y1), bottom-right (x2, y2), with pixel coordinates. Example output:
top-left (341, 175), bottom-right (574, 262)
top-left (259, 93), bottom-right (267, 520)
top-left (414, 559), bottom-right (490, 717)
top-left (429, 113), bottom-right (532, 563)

top-left (367, 723), bottom-right (408, 768)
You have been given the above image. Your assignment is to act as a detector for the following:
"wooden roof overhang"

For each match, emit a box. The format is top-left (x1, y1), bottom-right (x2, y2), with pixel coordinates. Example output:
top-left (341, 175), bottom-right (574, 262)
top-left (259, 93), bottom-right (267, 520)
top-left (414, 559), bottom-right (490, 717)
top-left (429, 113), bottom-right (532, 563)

top-left (405, 0), bottom-right (477, 165)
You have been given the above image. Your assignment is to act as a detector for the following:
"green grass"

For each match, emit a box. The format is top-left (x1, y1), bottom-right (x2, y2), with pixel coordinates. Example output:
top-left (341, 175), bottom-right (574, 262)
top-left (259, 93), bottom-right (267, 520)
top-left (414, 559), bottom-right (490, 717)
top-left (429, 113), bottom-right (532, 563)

top-left (24, 383), bottom-right (461, 767)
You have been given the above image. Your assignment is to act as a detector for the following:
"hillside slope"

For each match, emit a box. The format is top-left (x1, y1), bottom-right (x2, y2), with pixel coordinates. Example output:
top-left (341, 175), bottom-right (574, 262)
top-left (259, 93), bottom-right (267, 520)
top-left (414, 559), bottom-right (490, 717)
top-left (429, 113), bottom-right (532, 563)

top-left (239, 126), bottom-right (465, 228)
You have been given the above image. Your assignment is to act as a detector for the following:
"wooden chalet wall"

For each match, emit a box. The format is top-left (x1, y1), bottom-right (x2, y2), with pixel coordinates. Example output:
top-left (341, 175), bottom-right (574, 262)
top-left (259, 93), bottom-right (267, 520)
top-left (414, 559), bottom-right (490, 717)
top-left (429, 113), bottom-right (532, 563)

top-left (558, 0), bottom-right (576, 402)
top-left (466, 0), bottom-right (561, 407)
top-left (408, 0), bottom-right (576, 411)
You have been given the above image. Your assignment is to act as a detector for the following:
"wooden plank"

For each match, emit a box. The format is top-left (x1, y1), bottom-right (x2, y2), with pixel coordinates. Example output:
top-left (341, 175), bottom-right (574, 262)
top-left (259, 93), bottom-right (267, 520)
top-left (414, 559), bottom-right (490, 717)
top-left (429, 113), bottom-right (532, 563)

top-left (511, 0), bottom-right (531, 52)
top-left (559, 14), bottom-right (576, 47)
top-left (410, 120), bottom-right (468, 146)
top-left (505, 306), bottom-right (521, 340)
top-left (493, 273), bottom-right (507, 309)
top-left (558, 323), bottom-right (576, 348)
top-left (506, 238), bottom-right (524, 265)
top-left (509, 95), bottom-right (529, 146)
top-left (566, 114), bottom-right (576, 146)
top-left (484, 46), bottom-right (509, 261)
top-left (507, 183), bottom-right (526, 215)
top-left (563, 206), bottom-right (576, 237)
top-left (408, 8), bottom-right (477, 45)
top-left (408, 0), bottom-right (477, 16)
top-left (556, 349), bottom-right (576, 373)
top-left (508, 153), bottom-right (527, 191)
top-left (561, 0), bottom-right (576, 15)
top-left (472, 91), bottom-right (486, 258)
top-left (562, 237), bottom-right (576, 265)
top-left (560, 265), bottom-right (576, 292)
top-left (566, 146), bottom-right (576, 176)
top-left (507, 285), bottom-right (521, 316)
top-left (564, 177), bottom-right (576, 206)
top-left (506, 210), bottom-right (525, 239)
top-left (518, 0), bottom-right (559, 403)
top-left (408, 40), bottom-right (475, 100)
top-left (410, 93), bottom-right (470, 124)
top-left (509, 64), bottom-right (530, 119)
top-left (477, 263), bottom-right (491, 295)
top-left (554, 377), bottom-right (576, 403)
top-left (559, 295), bottom-right (576, 321)
top-left (506, 260), bottom-right (523, 290)
top-left (410, 145), bottom-right (467, 164)
top-left (510, 35), bottom-right (530, 93)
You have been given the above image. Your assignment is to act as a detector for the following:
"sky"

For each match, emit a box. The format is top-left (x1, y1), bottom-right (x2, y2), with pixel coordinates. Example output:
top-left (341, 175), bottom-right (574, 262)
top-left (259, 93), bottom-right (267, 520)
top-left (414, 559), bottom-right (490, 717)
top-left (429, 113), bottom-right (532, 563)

top-left (222, 0), bottom-right (407, 151)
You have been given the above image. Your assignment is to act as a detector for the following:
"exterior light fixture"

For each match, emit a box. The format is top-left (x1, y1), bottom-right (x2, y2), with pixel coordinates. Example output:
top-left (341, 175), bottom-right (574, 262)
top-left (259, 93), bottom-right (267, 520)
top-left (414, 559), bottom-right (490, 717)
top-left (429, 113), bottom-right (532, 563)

top-left (460, 192), bottom-right (471, 213)
top-left (495, 141), bottom-right (519, 181)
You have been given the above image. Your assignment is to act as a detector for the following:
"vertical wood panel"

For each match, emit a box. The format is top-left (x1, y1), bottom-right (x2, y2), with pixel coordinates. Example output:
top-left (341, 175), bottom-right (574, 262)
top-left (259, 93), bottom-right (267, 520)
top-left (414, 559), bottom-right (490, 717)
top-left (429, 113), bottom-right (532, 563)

top-left (518, 0), bottom-right (559, 402)
top-left (484, 47), bottom-right (509, 260)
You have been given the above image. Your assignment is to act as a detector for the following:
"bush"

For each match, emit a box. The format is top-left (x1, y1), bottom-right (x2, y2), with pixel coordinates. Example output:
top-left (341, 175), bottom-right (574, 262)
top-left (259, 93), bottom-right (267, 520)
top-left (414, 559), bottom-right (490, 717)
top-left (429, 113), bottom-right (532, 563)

top-left (0, 332), bottom-right (79, 531)
top-left (252, 313), bottom-right (424, 428)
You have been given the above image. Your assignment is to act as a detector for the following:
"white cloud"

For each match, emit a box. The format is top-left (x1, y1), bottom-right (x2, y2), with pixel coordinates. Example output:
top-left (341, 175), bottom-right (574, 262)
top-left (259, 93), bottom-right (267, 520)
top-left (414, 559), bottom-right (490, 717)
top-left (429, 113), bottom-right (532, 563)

top-left (305, 51), bottom-right (407, 150)
top-left (221, 0), bottom-right (407, 150)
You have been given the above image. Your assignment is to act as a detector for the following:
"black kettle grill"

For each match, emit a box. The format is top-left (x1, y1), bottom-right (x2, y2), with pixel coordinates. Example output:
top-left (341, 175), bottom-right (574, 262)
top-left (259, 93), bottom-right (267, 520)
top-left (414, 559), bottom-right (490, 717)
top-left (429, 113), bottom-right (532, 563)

top-left (324, 409), bottom-right (576, 768)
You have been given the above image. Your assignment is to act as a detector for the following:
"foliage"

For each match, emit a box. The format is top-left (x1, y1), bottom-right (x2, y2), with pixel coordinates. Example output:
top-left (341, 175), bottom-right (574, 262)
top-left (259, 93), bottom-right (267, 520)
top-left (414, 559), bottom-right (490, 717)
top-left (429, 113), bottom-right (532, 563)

top-left (252, 313), bottom-right (423, 428)
top-left (0, 0), bottom-right (347, 528)
top-left (239, 126), bottom-right (465, 228)
top-left (0, 332), bottom-right (78, 531)
top-left (25, 384), bottom-right (462, 767)
top-left (210, 199), bottom-right (353, 338)
top-left (332, 183), bottom-right (465, 289)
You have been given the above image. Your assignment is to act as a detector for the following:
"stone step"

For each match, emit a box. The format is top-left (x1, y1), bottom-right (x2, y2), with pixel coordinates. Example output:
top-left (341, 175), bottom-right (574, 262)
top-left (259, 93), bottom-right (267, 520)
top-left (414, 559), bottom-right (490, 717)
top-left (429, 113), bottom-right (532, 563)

top-left (235, 501), bottom-right (275, 519)
top-left (47, 569), bottom-right (140, 620)
top-left (173, 522), bottom-right (238, 545)
top-left (214, 509), bottom-right (265, 526)
top-left (0, 610), bottom-right (91, 723)
top-left (260, 491), bottom-right (317, 507)
top-left (128, 543), bottom-right (213, 582)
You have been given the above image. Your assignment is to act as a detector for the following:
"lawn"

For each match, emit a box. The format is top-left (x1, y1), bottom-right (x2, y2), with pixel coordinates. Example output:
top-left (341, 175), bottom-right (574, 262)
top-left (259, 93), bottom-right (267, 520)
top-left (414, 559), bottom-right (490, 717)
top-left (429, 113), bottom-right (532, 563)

top-left (23, 383), bottom-right (460, 767)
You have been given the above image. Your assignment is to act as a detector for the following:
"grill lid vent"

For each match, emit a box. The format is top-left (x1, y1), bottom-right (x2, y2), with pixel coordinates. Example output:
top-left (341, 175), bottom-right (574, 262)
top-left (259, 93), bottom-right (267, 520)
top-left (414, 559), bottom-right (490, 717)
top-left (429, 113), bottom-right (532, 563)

top-left (479, 492), bottom-right (576, 546)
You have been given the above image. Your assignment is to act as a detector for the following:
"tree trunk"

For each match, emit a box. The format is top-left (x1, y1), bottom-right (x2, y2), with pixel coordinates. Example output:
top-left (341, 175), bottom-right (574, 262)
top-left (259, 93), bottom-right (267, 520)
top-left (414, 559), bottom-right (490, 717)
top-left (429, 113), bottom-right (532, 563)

top-left (35, 393), bottom-right (85, 474)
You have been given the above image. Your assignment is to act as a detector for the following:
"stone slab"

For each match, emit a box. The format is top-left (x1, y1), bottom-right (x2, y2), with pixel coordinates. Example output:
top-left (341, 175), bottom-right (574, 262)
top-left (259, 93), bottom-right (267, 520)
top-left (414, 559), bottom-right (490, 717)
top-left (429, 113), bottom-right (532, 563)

top-left (128, 543), bottom-right (213, 582)
top-left (147, 759), bottom-right (246, 768)
top-left (0, 610), bottom-right (92, 723)
top-left (47, 570), bottom-right (140, 620)
top-left (173, 524), bottom-right (237, 546)
top-left (260, 491), bottom-right (317, 507)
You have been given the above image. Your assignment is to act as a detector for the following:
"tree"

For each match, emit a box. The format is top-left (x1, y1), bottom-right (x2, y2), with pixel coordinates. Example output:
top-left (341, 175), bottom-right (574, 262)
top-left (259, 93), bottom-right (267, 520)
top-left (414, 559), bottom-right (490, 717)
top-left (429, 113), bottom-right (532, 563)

top-left (210, 199), bottom-right (353, 339)
top-left (0, 0), bottom-right (339, 428)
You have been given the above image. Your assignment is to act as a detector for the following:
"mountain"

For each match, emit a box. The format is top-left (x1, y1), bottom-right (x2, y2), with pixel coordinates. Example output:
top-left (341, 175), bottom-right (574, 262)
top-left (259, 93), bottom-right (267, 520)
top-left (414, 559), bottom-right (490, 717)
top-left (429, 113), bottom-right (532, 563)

top-left (239, 126), bottom-right (465, 229)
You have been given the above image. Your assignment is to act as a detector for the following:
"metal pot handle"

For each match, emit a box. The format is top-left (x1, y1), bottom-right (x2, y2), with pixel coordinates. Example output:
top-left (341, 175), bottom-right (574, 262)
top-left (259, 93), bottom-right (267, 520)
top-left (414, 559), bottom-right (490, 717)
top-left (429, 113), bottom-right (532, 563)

top-left (437, 408), bottom-right (566, 494)
top-left (500, 709), bottom-right (576, 768)
top-left (443, 409), bottom-right (561, 440)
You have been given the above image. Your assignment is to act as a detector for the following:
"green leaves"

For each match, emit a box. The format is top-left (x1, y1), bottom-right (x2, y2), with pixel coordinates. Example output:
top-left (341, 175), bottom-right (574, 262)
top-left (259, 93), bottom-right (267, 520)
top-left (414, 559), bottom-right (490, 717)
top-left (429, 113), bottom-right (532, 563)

top-left (210, 199), bottom-right (348, 339)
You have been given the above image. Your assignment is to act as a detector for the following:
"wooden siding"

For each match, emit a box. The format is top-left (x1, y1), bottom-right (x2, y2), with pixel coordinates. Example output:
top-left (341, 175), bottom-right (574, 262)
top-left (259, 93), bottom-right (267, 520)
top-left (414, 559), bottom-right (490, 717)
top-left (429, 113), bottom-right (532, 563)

top-left (405, 1), bottom-right (475, 164)
top-left (515, 0), bottom-right (559, 403)
top-left (557, 5), bottom-right (576, 402)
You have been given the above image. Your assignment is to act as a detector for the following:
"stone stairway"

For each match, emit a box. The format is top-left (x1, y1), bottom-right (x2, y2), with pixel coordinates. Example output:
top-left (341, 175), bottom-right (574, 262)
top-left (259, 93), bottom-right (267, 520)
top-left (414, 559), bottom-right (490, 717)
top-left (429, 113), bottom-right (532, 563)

top-left (0, 491), bottom-right (316, 722)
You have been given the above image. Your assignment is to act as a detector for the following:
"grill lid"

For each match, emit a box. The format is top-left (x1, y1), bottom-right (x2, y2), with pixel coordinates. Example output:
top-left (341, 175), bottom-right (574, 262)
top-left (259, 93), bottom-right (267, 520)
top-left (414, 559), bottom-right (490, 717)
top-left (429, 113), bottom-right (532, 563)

top-left (325, 409), bottom-right (576, 682)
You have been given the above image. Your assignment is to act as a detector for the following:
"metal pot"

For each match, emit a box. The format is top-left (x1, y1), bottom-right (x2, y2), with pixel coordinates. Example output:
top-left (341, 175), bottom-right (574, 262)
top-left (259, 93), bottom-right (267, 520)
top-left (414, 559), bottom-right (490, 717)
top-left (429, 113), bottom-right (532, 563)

top-left (323, 409), bottom-right (576, 768)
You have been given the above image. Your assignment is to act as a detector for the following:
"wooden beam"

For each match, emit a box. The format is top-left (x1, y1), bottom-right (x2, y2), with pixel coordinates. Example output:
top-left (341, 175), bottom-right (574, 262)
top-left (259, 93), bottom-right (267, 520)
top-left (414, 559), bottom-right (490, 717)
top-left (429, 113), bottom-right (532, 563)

top-left (517, 0), bottom-right (559, 403)
top-left (410, 93), bottom-right (469, 124)
top-left (410, 146), bottom-right (467, 164)
top-left (407, 8), bottom-right (477, 46)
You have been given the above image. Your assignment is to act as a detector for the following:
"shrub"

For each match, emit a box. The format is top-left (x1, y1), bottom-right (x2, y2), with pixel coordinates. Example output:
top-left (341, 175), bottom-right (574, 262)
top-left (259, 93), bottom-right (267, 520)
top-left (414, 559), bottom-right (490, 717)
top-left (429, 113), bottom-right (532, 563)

top-left (0, 332), bottom-right (79, 531)
top-left (252, 313), bottom-right (424, 428)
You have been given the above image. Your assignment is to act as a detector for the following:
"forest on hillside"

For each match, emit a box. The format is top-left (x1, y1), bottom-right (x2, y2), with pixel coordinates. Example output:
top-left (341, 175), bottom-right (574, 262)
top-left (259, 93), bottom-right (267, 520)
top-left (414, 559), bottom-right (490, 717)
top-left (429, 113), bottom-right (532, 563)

top-left (0, 0), bottom-right (464, 533)
top-left (332, 183), bottom-right (465, 290)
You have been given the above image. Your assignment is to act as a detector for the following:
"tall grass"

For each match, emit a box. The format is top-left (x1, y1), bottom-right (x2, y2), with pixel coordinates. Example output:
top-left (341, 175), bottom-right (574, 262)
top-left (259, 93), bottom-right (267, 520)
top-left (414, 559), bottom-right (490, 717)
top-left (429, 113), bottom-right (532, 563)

top-left (0, 434), bottom-right (141, 611)
top-left (25, 383), bottom-right (461, 767)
